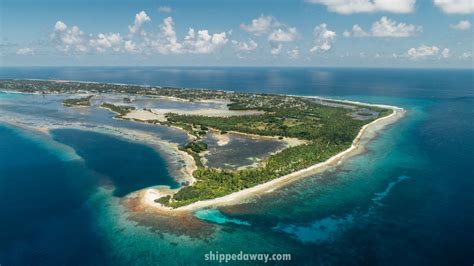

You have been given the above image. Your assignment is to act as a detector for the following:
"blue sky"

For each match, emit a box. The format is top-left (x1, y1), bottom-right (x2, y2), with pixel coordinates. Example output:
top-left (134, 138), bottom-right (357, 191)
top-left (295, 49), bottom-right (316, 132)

top-left (0, 0), bottom-right (472, 67)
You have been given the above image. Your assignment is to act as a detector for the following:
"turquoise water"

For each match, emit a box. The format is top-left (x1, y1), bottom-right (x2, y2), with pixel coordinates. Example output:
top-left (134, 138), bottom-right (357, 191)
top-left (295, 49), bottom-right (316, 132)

top-left (0, 68), bottom-right (473, 265)
top-left (194, 209), bottom-right (251, 226)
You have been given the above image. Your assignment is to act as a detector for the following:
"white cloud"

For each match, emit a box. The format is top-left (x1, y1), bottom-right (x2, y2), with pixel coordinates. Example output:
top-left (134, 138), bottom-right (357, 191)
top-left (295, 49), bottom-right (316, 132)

top-left (146, 16), bottom-right (229, 55)
top-left (434, 0), bottom-right (474, 14)
top-left (288, 47), bottom-right (299, 59)
top-left (345, 17), bottom-right (421, 38)
top-left (407, 45), bottom-right (440, 59)
top-left (450, 20), bottom-right (471, 30)
top-left (128, 11), bottom-right (151, 34)
top-left (183, 29), bottom-right (228, 54)
top-left (441, 48), bottom-right (450, 58)
top-left (16, 47), bottom-right (34, 55)
top-left (153, 16), bottom-right (183, 54)
top-left (50, 14), bottom-right (230, 56)
top-left (371, 17), bottom-right (421, 37)
top-left (305, 0), bottom-right (416, 14)
top-left (460, 52), bottom-right (472, 59)
top-left (344, 24), bottom-right (369, 37)
top-left (52, 21), bottom-right (125, 54)
top-left (352, 24), bottom-right (369, 37)
top-left (271, 43), bottom-right (283, 55)
top-left (232, 39), bottom-right (258, 51)
top-left (310, 23), bottom-right (336, 53)
top-left (158, 6), bottom-right (173, 13)
top-left (54, 21), bottom-right (67, 32)
top-left (51, 22), bottom-right (88, 52)
top-left (268, 27), bottom-right (298, 42)
top-left (124, 40), bottom-right (137, 53)
top-left (89, 33), bottom-right (123, 52)
top-left (240, 15), bottom-right (276, 35)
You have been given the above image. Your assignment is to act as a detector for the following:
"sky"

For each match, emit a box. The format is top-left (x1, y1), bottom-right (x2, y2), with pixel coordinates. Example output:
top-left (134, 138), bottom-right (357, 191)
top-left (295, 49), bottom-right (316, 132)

top-left (0, 0), bottom-right (473, 68)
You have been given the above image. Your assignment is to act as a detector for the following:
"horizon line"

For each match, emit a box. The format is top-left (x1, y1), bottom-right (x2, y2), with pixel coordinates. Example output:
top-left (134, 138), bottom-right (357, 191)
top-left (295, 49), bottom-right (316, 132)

top-left (0, 65), bottom-right (473, 70)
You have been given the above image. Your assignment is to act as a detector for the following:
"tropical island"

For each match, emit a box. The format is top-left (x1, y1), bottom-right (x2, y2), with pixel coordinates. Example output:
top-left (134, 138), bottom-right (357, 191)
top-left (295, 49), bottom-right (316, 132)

top-left (0, 79), bottom-right (404, 210)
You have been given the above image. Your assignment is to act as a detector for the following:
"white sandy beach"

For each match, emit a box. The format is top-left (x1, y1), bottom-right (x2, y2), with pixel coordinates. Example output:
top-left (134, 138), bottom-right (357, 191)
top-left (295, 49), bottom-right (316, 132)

top-left (123, 106), bottom-right (265, 123)
top-left (124, 109), bottom-right (167, 122)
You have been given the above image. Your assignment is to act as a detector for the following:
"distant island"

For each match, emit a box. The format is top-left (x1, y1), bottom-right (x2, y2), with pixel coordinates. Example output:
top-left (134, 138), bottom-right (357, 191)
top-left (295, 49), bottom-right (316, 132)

top-left (0, 79), bottom-right (404, 210)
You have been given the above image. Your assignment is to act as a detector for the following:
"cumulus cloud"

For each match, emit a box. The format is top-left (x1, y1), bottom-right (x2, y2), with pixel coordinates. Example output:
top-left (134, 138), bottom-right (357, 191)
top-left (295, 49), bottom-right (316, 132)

top-left (128, 11), bottom-right (151, 35)
top-left (52, 20), bottom-right (126, 53)
top-left (232, 39), bottom-right (258, 51)
top-left (450, 20), bottom-right (471, 30)
top-left (268, 28), bottom-right (298, 42)
top-left (153, 16), bottom-right (184, 54)
top-left (241, 15), bottom-right (297, 56)
top-left (124, 40), bottom-right (137, 53)
top-left (54, 21), bottom-right (67, 32)
top-left (460, 51), bottom-right (472, 59)
top-left (371, 17), bottom-right (421, 37)
top-left (151, 17), bottom-right (228, 54)
top-left (434, 0), bottom-right (474, 14)
top-left (89, 33), bottom-right (123, 52)
top-left (183, 28), bottom-right (228, 54)
top-left (51, 14), bottom-right (229, 55)
top-left (240, 15), bottom-right (276, 35)
top-left (158, 6), bottom-right (173, 13)
top-left (459, 52), bottom-right (472, 60)
top-left (305, 0), bottom-right (416, 14)
top-left (343, 24), bottom-right (369, 37)
top-left (345, 17), bottom-right (421, 38)
top-left (16, 47), bottom-right (34, 55)
top-left (51, 21), bottom-right (88, 52)
top-left (47, 10), bottom-right (236, 56)
top-left (407, 45), bottom-right (440, 59)
top-left (287, 47), bottom-right (299, 59)
top-left (309, 23), bottom-right (336, 53)
top-left (441, 48), bottom-right (450, 58)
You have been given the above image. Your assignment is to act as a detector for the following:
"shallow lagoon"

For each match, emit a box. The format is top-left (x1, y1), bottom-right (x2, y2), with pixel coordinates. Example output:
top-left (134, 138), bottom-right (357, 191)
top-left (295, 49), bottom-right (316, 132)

top-left (202, 131), bottom-right (286, 169)
top-left (0, 92), bottom-right (190, 144)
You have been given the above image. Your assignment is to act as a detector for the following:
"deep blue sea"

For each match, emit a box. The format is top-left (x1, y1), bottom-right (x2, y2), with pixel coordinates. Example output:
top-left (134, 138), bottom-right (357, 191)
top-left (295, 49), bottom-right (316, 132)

top-left (0, 67), bottom-right (473, 265)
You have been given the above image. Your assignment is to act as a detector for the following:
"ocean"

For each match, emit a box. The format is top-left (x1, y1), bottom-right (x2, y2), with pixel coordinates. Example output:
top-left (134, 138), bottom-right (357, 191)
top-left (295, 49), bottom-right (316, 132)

top-left (0, 67), bottom-right (472, 265)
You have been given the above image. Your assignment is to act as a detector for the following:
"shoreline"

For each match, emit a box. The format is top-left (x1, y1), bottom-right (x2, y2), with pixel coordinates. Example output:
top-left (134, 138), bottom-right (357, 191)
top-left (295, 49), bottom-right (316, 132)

top-left (139, 100), bottom-right (405, 213)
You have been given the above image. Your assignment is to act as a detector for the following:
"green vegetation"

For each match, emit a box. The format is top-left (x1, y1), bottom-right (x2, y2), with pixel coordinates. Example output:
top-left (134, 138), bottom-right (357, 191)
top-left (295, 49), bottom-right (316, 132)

top-left (0, 79), bottom-right (395, 208)
top-left (179, 141), bottom-right (208, 169)
top-left (185, 141), bottom-right (208, 153)
top-left (179, 146), bottom-right (204, 168)
top-left (154, 195), bottom-right (171, 205)
top-left (100, 102), bottom-right (135, 118)
top-left (63, 95), bottom-right (93, 107)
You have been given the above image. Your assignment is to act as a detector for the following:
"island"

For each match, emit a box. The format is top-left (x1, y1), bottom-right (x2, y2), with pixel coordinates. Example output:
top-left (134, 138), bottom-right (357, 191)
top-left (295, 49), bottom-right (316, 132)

top-left (0, 79), bottom-right (404, 210)
top-left (62, 95), bottom-right (93, 107)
